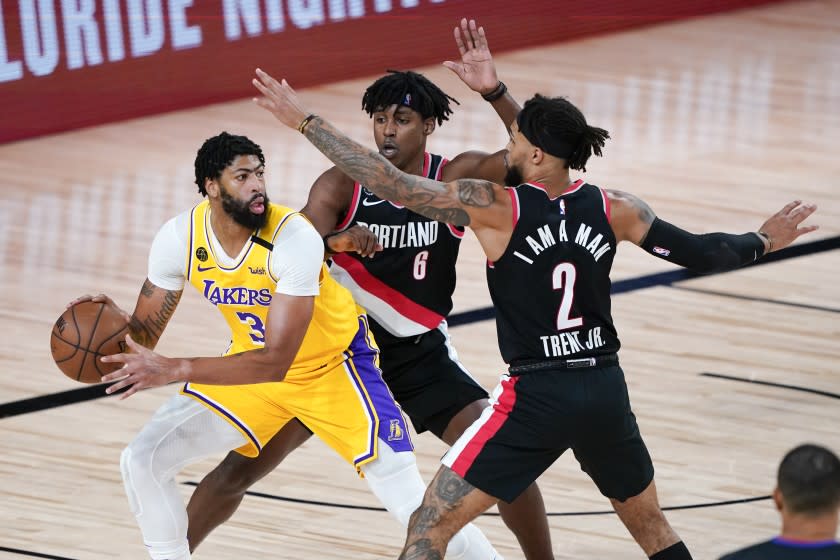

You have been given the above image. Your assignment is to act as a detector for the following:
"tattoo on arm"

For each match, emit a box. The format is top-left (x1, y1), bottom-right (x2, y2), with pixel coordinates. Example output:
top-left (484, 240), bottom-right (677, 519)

top-left (398, 540), bottom-right (443, 560)
top-left (130, 280), bottom-right (182, 348)
top-left (305, 119), bottom-right (495, 227)
top-left (433, 467), bottom-right (476, 503)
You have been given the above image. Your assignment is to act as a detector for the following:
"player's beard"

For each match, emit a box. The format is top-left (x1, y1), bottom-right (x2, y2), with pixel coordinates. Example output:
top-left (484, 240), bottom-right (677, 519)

top-left (220, 188), bottom-right (270, 230)
top-left (504, 162), bottom-right (524, 187)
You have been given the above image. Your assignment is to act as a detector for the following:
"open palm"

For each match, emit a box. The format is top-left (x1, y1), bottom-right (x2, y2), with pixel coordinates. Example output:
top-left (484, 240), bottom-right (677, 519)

top-left (443, 18), bottom-right (500, 95)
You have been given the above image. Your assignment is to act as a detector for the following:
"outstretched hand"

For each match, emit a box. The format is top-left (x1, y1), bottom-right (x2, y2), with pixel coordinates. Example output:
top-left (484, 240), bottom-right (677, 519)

top-left (443, 18), bottom-right (500, 95)
top-left (252, 69), bottom-right (312, 130)
top-left (101, 334), bottom-right (184, 399)
top-left (758, 200), bottom-right (819, 253)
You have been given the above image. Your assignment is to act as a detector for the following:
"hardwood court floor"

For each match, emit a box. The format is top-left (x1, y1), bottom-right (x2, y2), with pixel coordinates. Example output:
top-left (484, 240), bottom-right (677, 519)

top-left (1, 1), bottom-right (838, 558)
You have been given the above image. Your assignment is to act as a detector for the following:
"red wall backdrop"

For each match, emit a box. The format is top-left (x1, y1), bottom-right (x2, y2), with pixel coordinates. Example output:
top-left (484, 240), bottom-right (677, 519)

top-left (1, 0), bottom-right (781, 144)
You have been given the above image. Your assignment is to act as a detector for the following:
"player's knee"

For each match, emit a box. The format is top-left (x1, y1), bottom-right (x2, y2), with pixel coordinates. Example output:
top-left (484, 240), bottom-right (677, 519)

top-left (363, 446), bottom-right (417, 480)
top-left (203, 455), bottom-right (261, 495)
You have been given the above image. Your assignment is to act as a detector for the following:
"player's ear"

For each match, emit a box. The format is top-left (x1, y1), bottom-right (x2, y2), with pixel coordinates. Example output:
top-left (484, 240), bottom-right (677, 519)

top-left (423, 117), bottom-right (436, 136)
top-left (205, 178), bottom-right (219, 198)
top-left (531, 146), bottom-right (545, 165)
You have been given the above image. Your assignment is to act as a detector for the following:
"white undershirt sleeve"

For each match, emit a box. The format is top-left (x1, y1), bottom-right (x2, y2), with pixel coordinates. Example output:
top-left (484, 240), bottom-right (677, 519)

top-left (147, 212), bottom-right (190, 291)
top-left (270, 215), bottom-right (323, 296)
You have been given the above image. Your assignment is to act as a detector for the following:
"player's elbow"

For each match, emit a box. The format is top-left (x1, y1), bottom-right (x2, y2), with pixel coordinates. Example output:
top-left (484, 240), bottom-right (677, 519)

top-left (257, 346), bottom-right (291, 382)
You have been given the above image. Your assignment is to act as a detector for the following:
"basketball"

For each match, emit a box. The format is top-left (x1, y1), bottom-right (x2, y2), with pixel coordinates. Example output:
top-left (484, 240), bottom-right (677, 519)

top-left (50, 301), bottom-right (130, 384)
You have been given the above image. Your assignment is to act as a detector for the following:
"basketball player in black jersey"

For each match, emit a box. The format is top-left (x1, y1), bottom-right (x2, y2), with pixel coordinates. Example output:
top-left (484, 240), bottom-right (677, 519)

top-left (185, 20), bottom-right (554, 559)
top-left (252, 19), bottom-right (819, 560)
top-left (719, 444), bottom-right (840, 560)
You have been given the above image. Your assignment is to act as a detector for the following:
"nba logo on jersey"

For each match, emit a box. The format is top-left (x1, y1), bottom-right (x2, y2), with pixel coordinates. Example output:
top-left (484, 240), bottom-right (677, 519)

top-left (559, 199), bottom-right (566, 215)
top-left (388, 419), bottom-right (404, 441)
top-left (653, 246), bottom-right (671, 256)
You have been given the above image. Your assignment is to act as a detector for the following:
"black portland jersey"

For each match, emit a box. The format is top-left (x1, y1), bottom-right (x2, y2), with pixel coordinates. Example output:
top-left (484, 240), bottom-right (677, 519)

top-left (330, 153), bottom-right (465, 337)
top-left (487, 180), bottom-right (620, 365)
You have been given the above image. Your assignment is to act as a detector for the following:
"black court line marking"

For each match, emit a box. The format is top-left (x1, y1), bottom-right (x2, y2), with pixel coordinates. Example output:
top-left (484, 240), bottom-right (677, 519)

top-left (0, 547), bottom-right (78, 560)
top-left (1, 235), bottom-right (837, 418)
top-left (701, 372), bottom-right (840, 400)
top-left (0, 383), bottom-right (127, 419)
top-left (672, 286), bottom-right (840, 314)
top-left (183, 481), bottom-right (769, 516)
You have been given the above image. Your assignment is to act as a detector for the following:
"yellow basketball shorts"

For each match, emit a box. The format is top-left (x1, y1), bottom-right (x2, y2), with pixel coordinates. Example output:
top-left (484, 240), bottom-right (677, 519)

top-left (180, 315), bottom-right (413, 469)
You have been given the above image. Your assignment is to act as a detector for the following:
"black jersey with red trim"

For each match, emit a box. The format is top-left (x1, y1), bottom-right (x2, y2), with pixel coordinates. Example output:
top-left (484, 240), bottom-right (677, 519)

top-left (487, 180), bottom-right (620, 365)
top-left (329, 152), bottom-right (465, 337)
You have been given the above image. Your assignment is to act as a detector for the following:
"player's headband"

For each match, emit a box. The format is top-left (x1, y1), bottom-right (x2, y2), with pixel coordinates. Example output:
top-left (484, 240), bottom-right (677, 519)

top-left (516, 112), bottom-right (579, 160)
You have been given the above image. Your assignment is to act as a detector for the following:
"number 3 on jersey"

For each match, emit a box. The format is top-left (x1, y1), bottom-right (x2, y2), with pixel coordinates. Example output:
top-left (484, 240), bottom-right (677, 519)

top-left (236, 311), bottom-right (266, 344)
top-left (552, 262), bottom-right (583, 331)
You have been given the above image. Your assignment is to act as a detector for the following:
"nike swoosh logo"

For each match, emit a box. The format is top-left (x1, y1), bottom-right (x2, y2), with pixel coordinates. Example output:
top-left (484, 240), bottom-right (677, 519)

top-left (361, 197), bottom-right (386, 207)
top-left (197, 265), bottom-right (216, 272)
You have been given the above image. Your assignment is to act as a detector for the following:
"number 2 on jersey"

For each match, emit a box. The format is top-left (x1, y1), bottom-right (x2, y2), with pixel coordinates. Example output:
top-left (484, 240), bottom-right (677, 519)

top-left (552, 262), bottom-right (583, 331)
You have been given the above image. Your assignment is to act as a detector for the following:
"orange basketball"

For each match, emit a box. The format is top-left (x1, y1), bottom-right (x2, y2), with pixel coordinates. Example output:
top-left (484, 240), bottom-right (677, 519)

top-left (50, 301), bottom-right (130, 384)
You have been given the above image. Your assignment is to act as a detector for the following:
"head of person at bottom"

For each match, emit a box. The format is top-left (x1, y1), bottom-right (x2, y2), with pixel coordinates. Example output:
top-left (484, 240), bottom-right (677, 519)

top-left (194, 131), bottom-right (270, 230)
top-left (504, 93), bottom-right (610, 187)
top-left (774, 443), bottom-right (840, 534)
top-left (362, 70), bottom-right (458, 171)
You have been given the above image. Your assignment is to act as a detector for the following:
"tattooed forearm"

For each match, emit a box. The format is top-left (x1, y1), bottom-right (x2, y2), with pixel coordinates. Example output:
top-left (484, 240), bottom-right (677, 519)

top-left (130, 287), bottom-right (182, 348)
top-left (398, 540), bottom-right (444, 560)
top-left (414, 206), bottom-right (470, 226)
top-left (456, 179), bottom-right (495, 207)
top-left (305, 118), bottom-right (477, 226)
top-left (140, 279), bottom-right (155, 297)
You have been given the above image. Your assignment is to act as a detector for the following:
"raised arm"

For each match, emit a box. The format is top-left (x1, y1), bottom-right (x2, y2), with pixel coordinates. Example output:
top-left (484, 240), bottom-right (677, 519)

top-left (609, 190), bottom-right (819, 272)
top-left (440, 19), bottom-right (518, 184)
top-left (443, 18), bottom-right (521, 130)
top-left (251, 71), bottom-right (512, 236)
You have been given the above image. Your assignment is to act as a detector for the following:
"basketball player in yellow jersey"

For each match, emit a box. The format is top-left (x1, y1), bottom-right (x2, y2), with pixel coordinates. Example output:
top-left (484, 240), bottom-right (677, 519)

top-left (72, 132), bottom-right (504, 560)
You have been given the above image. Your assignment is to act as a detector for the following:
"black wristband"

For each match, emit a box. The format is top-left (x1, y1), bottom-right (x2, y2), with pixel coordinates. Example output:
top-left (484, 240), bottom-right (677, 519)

top-left (481, 81), bottom-right (507, 102)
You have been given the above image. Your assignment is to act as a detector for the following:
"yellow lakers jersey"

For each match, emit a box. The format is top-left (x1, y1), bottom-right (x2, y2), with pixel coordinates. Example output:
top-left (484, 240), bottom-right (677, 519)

top-left (185, 200), bottom-right (359, 376)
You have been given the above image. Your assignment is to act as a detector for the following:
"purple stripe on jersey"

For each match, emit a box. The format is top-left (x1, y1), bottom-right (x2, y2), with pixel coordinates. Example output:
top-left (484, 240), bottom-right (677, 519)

top-left (772, 537), bottom-right (840, 548)
top-left (181, 383), bottom-right (262, 453)
top-left (345, 319), bottom-right (413, 465)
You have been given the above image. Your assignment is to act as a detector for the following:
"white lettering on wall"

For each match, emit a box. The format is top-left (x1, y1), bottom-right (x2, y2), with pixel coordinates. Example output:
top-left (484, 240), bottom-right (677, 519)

top-left (327, 0), bottom-right (364, 21)
top-left (20, 0), bottom-right (60, 76)
top-left (102, 0), bottom-right (125, 61)
top-left (0, 0), bottom-right (24, 82)
top-left (61, 0), bottom-right (104, 70)
top-left (288, 0), bottom-right (325, 30)
top-left (169, 0), bottom-right (201, 49)
top-left (265, 0), bottom-right (285, 32)
top-left (128, 0), bottom-right (165, 57)
top-left (222, 0), bottom-right (262, 40)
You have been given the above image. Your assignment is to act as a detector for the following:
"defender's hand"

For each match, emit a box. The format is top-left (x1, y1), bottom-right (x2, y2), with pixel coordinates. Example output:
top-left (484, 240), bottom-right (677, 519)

top-left (757, 200), bottom-right (819, 253)
top-left (327, 225), bottom-right (382, 258)
top-left (443, 18), bottom-right (500, 96)
top-left (252, 69), bottom-right (311, 130)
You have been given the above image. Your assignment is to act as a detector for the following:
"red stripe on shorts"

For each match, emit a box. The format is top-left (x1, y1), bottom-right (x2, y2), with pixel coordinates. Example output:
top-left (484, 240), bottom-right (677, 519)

top-left (450, 375), bottom-right (519, 476)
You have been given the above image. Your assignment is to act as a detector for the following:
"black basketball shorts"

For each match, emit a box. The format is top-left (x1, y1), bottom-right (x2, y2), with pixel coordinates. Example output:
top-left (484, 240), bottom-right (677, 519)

top-left (370, 319), bottom-right (489, 439)
top-left (442, 363), bottom-right (654, 503)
